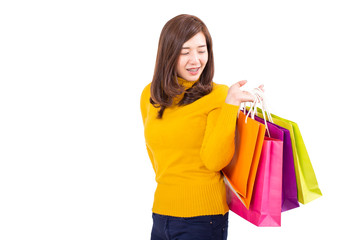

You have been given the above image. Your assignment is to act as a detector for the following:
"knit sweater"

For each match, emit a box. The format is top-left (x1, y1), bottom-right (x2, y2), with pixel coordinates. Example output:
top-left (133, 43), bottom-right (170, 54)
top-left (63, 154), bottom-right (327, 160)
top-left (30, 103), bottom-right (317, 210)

top-left (140, 77), bottom-right (239, 217)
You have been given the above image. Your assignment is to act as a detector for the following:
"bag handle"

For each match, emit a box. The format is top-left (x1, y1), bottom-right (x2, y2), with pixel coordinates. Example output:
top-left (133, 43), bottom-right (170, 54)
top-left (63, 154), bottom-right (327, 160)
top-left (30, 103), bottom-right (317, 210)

top-left (239, 87), bottom-right (272, 137)
top-left (252, 87), bottom-right (273, 123)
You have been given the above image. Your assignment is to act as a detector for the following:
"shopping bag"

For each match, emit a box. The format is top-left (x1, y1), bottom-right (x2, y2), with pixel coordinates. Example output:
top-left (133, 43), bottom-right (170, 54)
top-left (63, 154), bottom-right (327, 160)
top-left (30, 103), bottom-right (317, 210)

top-left (254, 115), bottom-right (299, 212)
top-left (256, 110), bottom-right (322, 204)
top-left (225, 137), bottom-right (284, 227)
top-left (222, 110), bottom-right (266, 209)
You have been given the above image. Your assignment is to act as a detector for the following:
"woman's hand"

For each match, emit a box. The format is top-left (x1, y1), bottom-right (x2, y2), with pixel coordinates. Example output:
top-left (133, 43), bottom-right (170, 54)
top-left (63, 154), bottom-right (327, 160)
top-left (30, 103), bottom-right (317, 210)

top-left (225, 80), bottom-right (264, 106)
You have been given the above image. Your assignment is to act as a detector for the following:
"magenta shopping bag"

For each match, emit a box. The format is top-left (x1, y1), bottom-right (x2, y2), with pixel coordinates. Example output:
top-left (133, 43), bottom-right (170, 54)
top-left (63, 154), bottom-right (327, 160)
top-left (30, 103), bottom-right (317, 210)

top-left (254, 116), bottom-right (299, 212)
top-left (225, 137), bottom-right (283, 227)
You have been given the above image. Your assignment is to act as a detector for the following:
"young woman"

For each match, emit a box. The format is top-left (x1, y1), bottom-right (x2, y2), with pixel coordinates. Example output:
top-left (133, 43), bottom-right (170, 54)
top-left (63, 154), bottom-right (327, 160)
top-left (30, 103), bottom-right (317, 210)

top-left (140, 14), bottom-right (263, 240)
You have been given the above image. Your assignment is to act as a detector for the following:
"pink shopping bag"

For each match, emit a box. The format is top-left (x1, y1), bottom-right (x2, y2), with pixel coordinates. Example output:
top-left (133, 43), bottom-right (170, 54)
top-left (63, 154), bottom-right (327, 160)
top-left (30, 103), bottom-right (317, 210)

top-left (254, 115), bottom-right (299, 212)
top-left (225, 137), bottom-right (283, 227)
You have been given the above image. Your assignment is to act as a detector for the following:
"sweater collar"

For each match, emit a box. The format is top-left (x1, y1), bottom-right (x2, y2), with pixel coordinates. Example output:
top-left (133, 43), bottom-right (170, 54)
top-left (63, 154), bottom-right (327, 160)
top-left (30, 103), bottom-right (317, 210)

top-left (177, 77), bottom-right (199, 90)
top-left (172, 77), bottom-right (199, 106)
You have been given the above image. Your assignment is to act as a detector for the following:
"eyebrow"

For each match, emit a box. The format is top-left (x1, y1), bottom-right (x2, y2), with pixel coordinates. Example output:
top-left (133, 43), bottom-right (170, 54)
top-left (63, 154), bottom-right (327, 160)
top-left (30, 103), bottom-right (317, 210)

top-left (182, 45), bottom-right (207, 49)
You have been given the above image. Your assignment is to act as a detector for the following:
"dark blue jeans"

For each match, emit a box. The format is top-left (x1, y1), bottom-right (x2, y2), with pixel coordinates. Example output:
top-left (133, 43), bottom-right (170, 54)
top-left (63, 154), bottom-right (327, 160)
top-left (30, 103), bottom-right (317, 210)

top-left (151, 212), bottom-right (228, 240)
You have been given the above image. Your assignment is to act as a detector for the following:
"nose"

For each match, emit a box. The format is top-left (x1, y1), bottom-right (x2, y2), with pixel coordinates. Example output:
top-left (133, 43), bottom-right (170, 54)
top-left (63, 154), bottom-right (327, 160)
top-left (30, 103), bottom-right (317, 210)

top-left (188, 52), bottom-right (200, 64)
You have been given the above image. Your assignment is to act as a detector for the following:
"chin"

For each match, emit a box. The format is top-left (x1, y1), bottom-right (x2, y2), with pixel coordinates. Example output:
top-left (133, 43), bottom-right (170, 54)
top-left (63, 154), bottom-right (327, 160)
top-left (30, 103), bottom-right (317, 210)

top-left (185, 76), bottom-right (199, 81)
top-left (183, 71), bottom-right (203, 81)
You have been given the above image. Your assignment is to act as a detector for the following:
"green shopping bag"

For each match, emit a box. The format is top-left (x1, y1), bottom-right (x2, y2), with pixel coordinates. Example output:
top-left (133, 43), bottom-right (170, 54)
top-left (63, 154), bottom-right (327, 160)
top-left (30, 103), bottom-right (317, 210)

top-left (256, 109), bottom-right (322, 204)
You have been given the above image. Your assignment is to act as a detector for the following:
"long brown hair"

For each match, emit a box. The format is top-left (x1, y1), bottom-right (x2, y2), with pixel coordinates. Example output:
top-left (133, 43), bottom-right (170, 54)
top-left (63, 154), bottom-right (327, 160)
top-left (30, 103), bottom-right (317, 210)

top-left (150, 14), bottom-right (214, 119)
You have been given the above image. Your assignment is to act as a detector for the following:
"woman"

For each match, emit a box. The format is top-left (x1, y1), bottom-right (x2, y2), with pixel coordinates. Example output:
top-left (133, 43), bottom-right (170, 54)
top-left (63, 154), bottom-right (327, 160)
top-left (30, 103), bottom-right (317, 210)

top-left (140, 14), bottom-right (263, 240)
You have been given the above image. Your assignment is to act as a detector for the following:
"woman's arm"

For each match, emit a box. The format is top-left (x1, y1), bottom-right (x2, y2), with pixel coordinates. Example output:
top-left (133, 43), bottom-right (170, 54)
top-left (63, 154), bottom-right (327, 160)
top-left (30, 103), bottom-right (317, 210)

top-left (200, 101), bottom-right (239, 171)
top-left (140, 84), bottom-right (156, 172)
top-left (200, 81), bottom-right (264, 172)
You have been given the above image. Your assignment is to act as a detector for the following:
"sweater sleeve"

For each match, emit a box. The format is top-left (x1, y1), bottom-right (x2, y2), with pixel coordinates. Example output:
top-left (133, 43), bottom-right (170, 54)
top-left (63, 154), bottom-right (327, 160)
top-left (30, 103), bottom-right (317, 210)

top-left (200, 86), bottom-right (239, 172)
top-left (140, 84), bottom-right (156, 172)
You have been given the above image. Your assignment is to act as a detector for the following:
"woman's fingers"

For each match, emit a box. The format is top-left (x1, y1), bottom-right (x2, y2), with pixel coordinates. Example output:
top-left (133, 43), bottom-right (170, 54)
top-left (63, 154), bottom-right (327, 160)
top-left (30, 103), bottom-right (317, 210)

top-left (234, 80), bottom-right (247, 88)
top-left (227, 81), bottom-right (265, 105)
top-left (234, 81), bottom-right (264, 91)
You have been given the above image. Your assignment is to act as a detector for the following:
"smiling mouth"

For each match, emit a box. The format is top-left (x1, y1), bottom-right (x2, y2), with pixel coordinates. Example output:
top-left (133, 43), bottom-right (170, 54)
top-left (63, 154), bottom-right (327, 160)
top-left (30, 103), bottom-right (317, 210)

top-left (187, 67), bottom-right (200, 74)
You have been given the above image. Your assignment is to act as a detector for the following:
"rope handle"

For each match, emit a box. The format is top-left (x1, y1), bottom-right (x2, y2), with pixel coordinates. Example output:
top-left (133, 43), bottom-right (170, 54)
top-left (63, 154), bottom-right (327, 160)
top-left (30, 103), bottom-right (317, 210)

top-left (237, 87), bottom-right (272, 137)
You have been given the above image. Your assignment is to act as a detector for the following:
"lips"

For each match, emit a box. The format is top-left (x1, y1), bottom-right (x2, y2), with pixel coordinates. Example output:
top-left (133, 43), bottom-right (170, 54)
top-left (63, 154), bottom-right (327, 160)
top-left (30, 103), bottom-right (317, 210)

top-left (186, 67), bottom-right (200, 75)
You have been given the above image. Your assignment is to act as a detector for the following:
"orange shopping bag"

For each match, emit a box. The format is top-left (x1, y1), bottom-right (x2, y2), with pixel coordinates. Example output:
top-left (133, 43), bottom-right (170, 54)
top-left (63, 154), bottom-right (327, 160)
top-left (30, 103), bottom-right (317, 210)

top-left (222, 110), bottom-right (266, 209)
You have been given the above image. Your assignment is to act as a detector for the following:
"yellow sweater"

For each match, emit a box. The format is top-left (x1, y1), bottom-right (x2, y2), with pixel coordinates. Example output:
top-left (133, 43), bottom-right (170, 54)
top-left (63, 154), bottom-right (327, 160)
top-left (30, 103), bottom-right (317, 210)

top-left (140, 77), bottom-right (239, 217)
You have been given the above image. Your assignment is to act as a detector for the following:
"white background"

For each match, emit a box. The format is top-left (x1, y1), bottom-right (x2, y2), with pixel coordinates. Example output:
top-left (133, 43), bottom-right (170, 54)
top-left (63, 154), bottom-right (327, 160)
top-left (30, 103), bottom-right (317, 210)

top-left (1, 0), bottom-right (359, 239)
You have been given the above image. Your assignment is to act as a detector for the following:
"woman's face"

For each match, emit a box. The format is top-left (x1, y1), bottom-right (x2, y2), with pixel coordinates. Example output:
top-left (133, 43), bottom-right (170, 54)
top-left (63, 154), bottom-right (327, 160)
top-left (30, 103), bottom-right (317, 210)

top-left (176, 32), bottom-right (208, 82)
